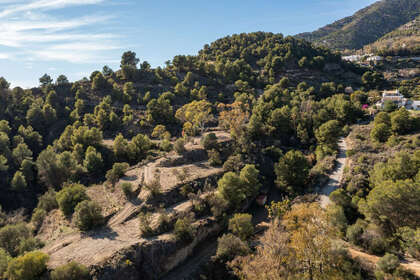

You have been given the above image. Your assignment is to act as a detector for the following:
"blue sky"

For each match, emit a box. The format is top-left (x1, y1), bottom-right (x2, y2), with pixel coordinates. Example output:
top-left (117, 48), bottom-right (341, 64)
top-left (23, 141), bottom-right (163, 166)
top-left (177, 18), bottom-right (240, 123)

top-left (0, 0), bottom-right (377, 88)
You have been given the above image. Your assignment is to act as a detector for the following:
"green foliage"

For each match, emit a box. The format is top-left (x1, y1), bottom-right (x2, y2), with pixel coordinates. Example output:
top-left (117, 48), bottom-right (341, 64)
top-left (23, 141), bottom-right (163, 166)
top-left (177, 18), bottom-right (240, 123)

top-left (31, 208), bottom-right (47, 231)
top-left (0, 224), bottom-right (30, 257)
top-left (371, 123), bottom-right (391, 143)
top-left (266, 199), bottom-right (291, 219)
top-left (275, 150), bottom-right (310, 194)
top-left (120, 182), bottom-right (133, 198)
top-left (51, 261), bottom-right (90, 280)
top-left (390, 107), bottom-right (412, 135)
top-left (217, 165), bottom-right (261, 208)
top-left (106, 163), bottom-right (129, 186)
top-left (11, 171), bottom-right (27, 191)
top-left (174, 216), bottom-right (194, 242)
top-left (73, 200), bottom-right (104, 232)
top-left (208, 149), bottom-right (222, 166)
top-left (37, 189), bottom-right (58, 212)
top-left (0, 248), bottom-right (10, 278)
top-left (376, 253), bottom-right (399, 274)
top-left (201, 133), bottom-right (218, 150)
top-left (228, 213), bottom-right (254, 241)
top-left (174, 138), bottom-right (186, 154)
top-left (6, 251), bottom-right (49, 280)
top-left (83, 146), bottom-right (103, 175)
top-left (215, 233), bottom-right (250, 262)
top-left (56, 184), bottom-right (89, 216)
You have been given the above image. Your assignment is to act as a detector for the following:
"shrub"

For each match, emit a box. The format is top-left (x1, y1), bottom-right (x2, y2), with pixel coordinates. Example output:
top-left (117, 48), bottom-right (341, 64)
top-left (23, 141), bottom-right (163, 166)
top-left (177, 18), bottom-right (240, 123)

top-left (144, 177), bottom-right (161, 197)
top-left (0, 248), bottom-right (10, 277)
top-left (120, 182), bottom-right (133, 198)
top-left (228, 213), bottom-right (254, 241)
top-left (174, 216), bottom-right (194, 242)
top-left (73, 201), bottom-right (104, 232)
top-left (106, 162), bottom-right (129, 186)
top-left (31, 208), bottom-right (47, 231)
top-left (6, 251), bottom-right (49, 280)
top-left (51, 261), bottom-right (90, 280)
top-left (159, 139), bottom-right (172, 152)
top-left (201, 133), bottom-right (218, 150)
top-left (138, 212), bottom-right (154, 237)
top-left (37, 189), bottom-right (58, 212)
top-left (0, 224), bottom-right (30, 257)
top-left (17, 237), bottom-right (44, 256)
top-left (346, 219), bottom-right (367, 246)
top-left (215, 233), bottom-right (250, 262)
top-left (370, 123), bottom-right (391, 143)
top-left (376, 253), bottom-right (399, 274)
top-left (223, 154), bottom-right (244, 172)
top-left (208, 149), bottom-right (222, 166)
top-left (174, 138), bottom-right (186, 155)
top-left (56, 184), bottom-right (89, 216)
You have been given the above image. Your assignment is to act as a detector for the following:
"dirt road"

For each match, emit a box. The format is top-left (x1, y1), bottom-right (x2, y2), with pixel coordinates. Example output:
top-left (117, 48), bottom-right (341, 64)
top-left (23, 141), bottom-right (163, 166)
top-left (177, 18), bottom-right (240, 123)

top-left (317, 138), bottom-right (347, 208)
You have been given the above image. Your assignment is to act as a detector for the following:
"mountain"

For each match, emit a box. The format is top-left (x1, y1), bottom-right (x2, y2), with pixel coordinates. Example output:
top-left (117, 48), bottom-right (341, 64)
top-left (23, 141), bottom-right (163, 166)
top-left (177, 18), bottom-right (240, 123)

top-left (362, 15), bottom-right (420, 55)
top-left (295, 0), bottom-right (420, 51)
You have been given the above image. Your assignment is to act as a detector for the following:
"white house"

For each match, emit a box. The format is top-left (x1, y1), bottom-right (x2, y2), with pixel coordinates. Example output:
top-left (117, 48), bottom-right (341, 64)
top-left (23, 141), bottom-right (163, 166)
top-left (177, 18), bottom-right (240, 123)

top-left (376, 89), bottom-right (408, 109)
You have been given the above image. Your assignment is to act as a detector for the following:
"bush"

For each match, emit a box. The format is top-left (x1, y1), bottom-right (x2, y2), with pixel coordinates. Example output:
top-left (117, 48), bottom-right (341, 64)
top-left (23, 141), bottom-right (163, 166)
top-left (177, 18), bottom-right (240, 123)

top-left (208, 149), bottom-right (222, 166)
top-left (138, 212), bottom-right (154, 237)
top-left (73, 201), bottom-right (104, 232)
top-left (370, 123), bottom-right (391, 143)
top-left (159, 139), bottom-right (172, 152)
top-left (346, 219), bottom-right (366, 246)
top-left (174, 138), bottom-right (186, 154)
top-left (37, 189), bottom-right (58, 212)
top-left (0, 248), bottom-right (10, 277)
top-left (144, 177), bottom-right (161, 197)
top-left (6, 251), bottom-right (49, 280)
top-left (120, 182), bottom-right (133, 198)
top-left (201, 133), bottom-right (218, 150)
top-left (0, 224), bottom-right (30, 257)
top-left (51, 261), bottom-right (90, 280)
top-left (228, 213), bottom-right (254, 241)
top-left (215, 233), bottom-right (250, 262)
top-left (376, 253), bottom-right (399, 274)
top-left (106, 162), bottom-right (129, 186)
top-left (17, 237), bottom-right (44, 255)
top-left (174, 216), bottom-right (194, 242)
top-left (57, 184), bottom-right (89, 216)
top-left (31, 208), bottom-right (47, 231)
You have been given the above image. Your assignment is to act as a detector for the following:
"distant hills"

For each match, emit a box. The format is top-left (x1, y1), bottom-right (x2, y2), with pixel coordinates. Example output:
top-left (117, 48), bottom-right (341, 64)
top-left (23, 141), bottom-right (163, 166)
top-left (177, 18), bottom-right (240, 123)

top-left (295, 0), bottom-right (420, 52)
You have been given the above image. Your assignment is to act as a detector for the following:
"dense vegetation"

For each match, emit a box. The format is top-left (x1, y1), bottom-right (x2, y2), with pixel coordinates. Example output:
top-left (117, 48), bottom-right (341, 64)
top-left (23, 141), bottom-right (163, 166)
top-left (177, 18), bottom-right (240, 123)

top-left (296, 0), bottom-right (420, 51)
top-left (0, 29), bottom-right (418, 279)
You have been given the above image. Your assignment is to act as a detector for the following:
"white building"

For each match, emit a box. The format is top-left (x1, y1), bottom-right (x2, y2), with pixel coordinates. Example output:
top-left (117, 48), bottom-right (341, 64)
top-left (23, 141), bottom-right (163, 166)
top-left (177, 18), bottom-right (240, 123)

top-left (376, 89), bottom-right (408, 109)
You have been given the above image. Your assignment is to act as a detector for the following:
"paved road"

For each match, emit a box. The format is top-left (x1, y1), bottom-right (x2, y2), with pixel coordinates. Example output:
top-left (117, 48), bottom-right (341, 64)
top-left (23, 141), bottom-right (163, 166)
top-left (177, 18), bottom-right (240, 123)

top-left (317, 138), bottom-right (347, 208)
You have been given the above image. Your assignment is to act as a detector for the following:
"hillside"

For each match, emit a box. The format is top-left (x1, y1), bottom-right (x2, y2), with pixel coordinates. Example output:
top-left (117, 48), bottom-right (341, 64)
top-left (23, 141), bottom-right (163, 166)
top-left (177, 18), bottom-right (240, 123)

top-left (296, 0), bottom-right (420, 51)
top-left (0, 31), bottom-right (419, 280)
top-left (362, 15), bottom-right (420, 55)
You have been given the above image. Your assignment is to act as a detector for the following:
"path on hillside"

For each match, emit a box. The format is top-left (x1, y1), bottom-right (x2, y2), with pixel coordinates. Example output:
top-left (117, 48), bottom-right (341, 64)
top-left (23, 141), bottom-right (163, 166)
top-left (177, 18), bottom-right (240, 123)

top-left (317, 138), bottom-right (347, 208)
top-left (349, 248), bottom-right (420, 278)
top-left (162, 138), bottom-right (348, 279)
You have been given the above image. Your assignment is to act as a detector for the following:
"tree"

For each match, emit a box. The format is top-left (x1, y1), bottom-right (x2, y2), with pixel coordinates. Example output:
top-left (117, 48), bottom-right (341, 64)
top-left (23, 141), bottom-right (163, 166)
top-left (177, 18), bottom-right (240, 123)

top-left (391, 107), bottom-right (411, 135)
top-left (102, 65), bottom-right (114, 77)
top-left (12, 143), bottom-right (33, 166)
top-left (174, 138), bottom-right (186, 154)
top-left (0, 155), bottom-right (7, 172)
top-left (11, 171), bottom-right (27, 191)
top-left (359, 180), bottom-right (420, 232)
top-left (91, 72), bottom-right (108, 91)
top-left (51, 262), bottom-right (90, 280)
top-left (83, 146), bottom-right (103, 175)
top-left (239, 164), bottom-right (261, 198)
top-left (371, 123), bottom-right (391, 143)
top-left (106, 163), bottom-right (129, 186)
top-left (0, 77), bottom-right (10, 89)
top-left (73, 200), bottom-right (104, 231)
top-left (201, 133), bottom-right (218, 150)
top-left (121, 51), bottom-right (139, 68)
top-left (39, 74), bottom-right (52, 88)
top-left (174, 216), bottom-right (194, 242)
top-left (229, 213), bottom-right (254, 241)
top-left (175, 100), bottom-right (213, 132)
top-left (315, 120), bottom-right (341, 147)
top-left (0, 224), bottom-right (30, 257)
top-left (56, 75), bottom-right (69, 85)
top-left (275, 150), bottom-right (310, 194)
top-left (374, 112), bottom-right (391, 127)
top-left (215, 233), bottom-right (250, 262)
top-left (56, 184), bottom-right (89, 216)
top-left (6, 251), bottom-right (49, 280)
